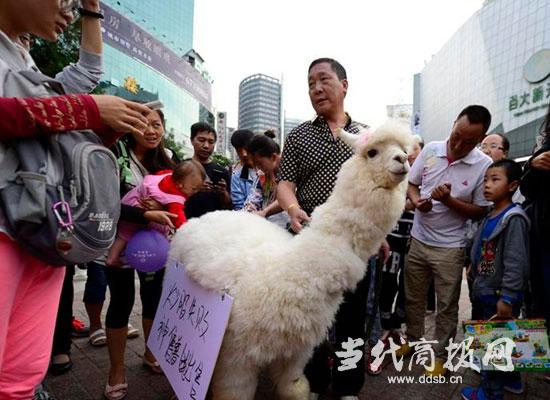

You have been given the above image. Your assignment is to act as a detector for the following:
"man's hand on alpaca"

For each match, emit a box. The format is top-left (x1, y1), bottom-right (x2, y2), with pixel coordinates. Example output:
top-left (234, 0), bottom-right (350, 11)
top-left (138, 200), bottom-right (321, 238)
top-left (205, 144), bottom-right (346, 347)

top-left (289, 208), bottom-right (311, 233)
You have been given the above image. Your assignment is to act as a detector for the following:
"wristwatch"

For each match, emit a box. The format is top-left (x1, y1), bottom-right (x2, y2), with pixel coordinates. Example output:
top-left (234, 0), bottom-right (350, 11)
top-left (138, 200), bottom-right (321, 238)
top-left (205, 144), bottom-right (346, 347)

top-left (78, 8), bottom-right (104, 19)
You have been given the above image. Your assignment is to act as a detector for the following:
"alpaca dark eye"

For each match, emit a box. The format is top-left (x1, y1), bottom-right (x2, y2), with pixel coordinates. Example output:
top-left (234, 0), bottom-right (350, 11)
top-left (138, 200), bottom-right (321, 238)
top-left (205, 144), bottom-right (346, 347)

top-left (367, 149), bottom-right (378, 158)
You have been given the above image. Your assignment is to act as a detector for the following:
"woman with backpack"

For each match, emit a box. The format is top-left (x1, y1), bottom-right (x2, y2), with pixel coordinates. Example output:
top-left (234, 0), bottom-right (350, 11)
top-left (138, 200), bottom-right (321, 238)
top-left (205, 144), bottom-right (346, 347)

top-left (0, 1), bottom-right (153, 398)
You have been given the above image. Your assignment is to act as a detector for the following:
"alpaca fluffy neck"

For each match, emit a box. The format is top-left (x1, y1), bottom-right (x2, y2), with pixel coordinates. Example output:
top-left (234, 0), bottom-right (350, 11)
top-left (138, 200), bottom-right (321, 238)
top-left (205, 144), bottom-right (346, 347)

top-left (289, 162), bottom-right (407, 295)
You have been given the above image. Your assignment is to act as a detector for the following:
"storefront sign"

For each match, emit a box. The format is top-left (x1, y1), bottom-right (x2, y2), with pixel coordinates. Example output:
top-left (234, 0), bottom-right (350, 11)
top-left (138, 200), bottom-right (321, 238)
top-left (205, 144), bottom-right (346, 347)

top-left (100, 2), bottom-right (212, 108)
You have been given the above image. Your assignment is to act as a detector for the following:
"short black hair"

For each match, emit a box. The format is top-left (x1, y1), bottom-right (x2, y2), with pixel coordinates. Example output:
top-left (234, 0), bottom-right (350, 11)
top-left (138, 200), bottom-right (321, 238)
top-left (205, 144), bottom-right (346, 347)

top-left (493, 132), bottom-right (510, 153)
top-left (308, 58), bottom-right (347, 80)
top-left (230, 129), bottom-right (255, 150)
top-left (488, 159), bottom-right (522, 183)
top-left (456, 105), bottom-right (492, 134)
top-left (190, 122), bottom-right (216, 141)
top-left (247, 134), bottom-right (280, 158)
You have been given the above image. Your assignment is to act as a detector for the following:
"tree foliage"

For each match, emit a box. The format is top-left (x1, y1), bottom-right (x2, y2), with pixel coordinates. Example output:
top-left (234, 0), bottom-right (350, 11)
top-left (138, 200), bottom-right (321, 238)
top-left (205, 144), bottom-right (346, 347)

top-left (212, 152), bottom-right (232, 167)
top-left (164, 130), bottom-right (186, 162)
top-left (30, 23), bottom-right (81, 77)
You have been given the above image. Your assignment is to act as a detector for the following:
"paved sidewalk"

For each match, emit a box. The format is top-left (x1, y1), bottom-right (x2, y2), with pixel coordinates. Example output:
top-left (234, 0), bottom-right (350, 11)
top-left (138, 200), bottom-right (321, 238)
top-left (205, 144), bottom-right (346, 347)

top-left (43, 270), bottom-right (548, 399)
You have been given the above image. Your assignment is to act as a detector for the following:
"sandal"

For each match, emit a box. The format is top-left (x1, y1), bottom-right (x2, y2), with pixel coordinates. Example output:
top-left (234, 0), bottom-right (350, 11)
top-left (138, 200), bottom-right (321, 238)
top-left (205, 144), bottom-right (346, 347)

top-left (49, 353), bottom-right (73, 376)
top-left (143, 356), bottom-right (163, 374)
top-left (89, 328), bottom-right (107, 347)
top-left (104, 382), bottom-right (128, 400)
top-left (127, 324), bottom-right (139, 339)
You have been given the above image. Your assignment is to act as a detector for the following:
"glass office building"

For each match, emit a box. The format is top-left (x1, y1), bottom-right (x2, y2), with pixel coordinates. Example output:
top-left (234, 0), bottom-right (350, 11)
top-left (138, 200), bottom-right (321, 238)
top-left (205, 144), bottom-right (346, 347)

top-left (238, 74), bottom-right (282, 137)
top-left (99, 1), bottom-right (212, 154)
top-left (413, 0), bottom-right (550, 158)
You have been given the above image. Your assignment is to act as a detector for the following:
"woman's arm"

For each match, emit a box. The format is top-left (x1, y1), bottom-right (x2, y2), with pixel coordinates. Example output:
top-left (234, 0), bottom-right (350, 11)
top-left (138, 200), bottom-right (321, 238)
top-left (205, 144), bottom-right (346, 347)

top-left (520, 148), bottom-right (550, 200)
top-left (55, 0), bottom-right (103, 94)
top-left (0, 93), bottom-right (154, 149)
top-left (0, 94), bottom-right (102, 138)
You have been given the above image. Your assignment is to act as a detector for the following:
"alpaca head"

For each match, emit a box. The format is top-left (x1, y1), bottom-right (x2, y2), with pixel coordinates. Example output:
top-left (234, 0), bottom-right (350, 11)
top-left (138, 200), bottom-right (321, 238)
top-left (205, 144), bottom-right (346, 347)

top-left (338, 120), bottom-right (412, 189)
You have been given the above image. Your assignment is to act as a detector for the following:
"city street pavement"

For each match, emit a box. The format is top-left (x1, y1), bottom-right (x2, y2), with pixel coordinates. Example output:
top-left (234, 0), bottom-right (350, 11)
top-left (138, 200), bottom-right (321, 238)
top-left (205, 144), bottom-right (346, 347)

top-left (44, 269), bottom-right (549, 399)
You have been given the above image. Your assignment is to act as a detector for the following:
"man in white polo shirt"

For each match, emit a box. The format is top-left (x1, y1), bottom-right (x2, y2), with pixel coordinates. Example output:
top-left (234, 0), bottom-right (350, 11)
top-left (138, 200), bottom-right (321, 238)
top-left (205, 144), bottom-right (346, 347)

top-left (404, 105), bottom-right (493, 376)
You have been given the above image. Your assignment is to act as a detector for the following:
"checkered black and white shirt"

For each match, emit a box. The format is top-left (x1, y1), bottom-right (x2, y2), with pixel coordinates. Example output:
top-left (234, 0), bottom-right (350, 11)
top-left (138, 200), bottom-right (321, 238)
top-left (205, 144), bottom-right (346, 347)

top-left (278, 114), bottom-right (368, 215)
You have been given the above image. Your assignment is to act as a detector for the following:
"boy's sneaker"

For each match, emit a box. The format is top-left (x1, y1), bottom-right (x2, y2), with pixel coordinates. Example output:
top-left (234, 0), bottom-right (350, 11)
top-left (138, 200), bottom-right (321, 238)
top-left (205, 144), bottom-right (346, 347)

top-left (503, 378), bottom-right (524, 394)
top-left (461, 386), bottom-right (489, 400)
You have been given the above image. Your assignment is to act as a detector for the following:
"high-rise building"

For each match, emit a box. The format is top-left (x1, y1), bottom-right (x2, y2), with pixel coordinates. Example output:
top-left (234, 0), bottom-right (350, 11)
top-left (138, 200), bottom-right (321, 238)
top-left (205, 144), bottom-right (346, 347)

top-left (99, 1), bottom-right (213, 154)
top-left (238, 74), bottom-right (282, 136)
top-left (284, 117), bottom-right (303, 139)
top-left (413, 0), bottom-right (550, 159)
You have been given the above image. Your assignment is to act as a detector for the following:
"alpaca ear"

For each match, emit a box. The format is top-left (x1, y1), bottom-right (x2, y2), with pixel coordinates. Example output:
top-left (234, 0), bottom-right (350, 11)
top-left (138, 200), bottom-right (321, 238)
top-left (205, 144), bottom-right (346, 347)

top-left (338, 128), bottom-right (359, 150)
top-left (338, 128), bottom-right (373, 152)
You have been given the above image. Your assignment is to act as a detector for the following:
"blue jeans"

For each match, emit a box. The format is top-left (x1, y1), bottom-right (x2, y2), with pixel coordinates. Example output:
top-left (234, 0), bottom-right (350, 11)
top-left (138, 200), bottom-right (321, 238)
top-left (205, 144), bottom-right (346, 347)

top-left (472, 298), bottom-right (521, 400)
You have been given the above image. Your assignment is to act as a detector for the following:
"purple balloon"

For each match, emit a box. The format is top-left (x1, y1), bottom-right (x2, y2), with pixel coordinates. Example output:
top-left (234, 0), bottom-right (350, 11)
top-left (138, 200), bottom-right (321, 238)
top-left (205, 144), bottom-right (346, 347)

top-left (125, 229), bottom-right (169, 272)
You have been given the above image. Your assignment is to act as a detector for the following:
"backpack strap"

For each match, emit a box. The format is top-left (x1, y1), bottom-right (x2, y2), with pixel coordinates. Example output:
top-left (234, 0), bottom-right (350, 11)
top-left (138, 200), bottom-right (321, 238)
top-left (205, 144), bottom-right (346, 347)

top-left (0, 143), bottom-right (18, 189)
top-left (116, 140), bottom-right (133, 186)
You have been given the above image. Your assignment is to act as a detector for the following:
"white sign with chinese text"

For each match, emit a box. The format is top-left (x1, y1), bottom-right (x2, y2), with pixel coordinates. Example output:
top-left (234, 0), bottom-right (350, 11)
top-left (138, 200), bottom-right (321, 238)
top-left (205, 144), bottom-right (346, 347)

top-left (148, 260), bottom-right (233, 400)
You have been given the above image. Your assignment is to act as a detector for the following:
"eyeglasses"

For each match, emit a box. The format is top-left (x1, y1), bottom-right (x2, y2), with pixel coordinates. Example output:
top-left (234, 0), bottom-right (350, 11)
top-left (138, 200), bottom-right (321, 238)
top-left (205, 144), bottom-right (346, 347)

top-left (59, 0), bottom-right (81, 14)
top-left (480, 143), bottom-right (505, 151)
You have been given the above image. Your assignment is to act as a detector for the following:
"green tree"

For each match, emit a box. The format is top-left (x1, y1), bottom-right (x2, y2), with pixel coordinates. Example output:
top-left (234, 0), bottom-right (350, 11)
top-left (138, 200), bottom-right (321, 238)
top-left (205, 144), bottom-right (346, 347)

top-left (30, 22), bottom-right (81, 77)
top-left (164, 130), bottom-right (186, 161)
top-left (212, 152), bottom-right (232, 167)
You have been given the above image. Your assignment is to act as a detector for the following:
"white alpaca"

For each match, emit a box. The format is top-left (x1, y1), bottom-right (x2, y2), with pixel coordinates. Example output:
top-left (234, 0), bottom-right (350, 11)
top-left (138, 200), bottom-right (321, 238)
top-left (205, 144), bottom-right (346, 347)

top-left (170, 120), bottom-right (412, 400)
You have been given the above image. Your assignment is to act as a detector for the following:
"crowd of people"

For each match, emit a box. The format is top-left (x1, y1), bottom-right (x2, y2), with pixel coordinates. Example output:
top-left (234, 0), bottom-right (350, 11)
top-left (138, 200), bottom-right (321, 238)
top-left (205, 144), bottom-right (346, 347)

top-left (0, 2), bottom-right (549, 400)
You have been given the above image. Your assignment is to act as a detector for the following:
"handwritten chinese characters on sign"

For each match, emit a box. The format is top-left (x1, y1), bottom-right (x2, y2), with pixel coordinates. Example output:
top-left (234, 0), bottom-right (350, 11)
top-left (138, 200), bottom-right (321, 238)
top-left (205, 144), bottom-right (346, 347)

top-left (148, 261), bottom-right (233, 400)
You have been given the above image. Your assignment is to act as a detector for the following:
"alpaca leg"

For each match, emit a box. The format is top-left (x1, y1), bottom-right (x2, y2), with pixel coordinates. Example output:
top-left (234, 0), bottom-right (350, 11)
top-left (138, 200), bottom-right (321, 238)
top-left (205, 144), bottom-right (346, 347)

top-left (210, 362), bottom-right (259, 400)
top-left (269, 352), bottom-right (311, 400)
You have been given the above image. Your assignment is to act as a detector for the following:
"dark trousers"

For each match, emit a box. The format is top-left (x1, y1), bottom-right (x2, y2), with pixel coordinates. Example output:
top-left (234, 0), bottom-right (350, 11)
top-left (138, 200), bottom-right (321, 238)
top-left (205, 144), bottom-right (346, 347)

top-left (533, 248), bottom-right (550, 335)
top-left (304, 270), bottom-right (369, 396)
top-left (472, 298), bottom-right (521, 400)
top-left (427, 279), bottom-right (436, 311)
top-left (52, 265), bottom-right (75, 356)
top-left (379, 270), bottom-right (399, 330)
top-left (379, 249), bottom-right (410, 330)
top-left (104, 266), bottom-right (165, 329)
